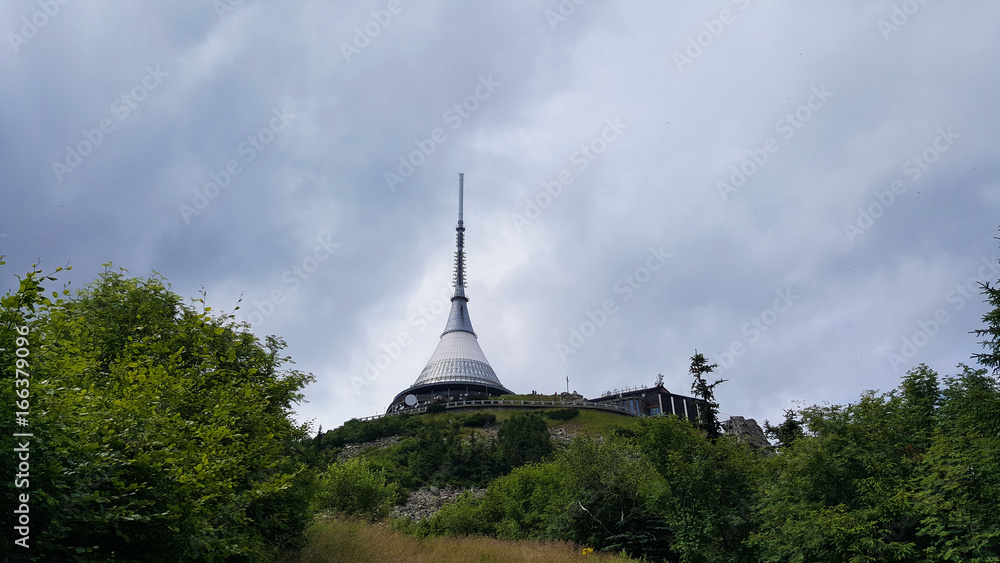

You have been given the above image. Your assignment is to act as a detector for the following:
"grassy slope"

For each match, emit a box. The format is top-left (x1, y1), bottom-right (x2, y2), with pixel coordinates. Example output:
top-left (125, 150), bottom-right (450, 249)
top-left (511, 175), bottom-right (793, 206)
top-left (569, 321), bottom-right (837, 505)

top-left (278, 517), bottom-right (636, 563)
top-left (295, 409), bottom-right (644, 561)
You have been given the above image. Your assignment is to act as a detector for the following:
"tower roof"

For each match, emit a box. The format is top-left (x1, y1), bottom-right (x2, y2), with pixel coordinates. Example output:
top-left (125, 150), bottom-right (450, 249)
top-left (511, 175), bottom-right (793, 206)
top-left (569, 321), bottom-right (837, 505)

top-left (412, 331), bottom-right (504, 387)
top-left (395, 173), bottom-right (511, 402)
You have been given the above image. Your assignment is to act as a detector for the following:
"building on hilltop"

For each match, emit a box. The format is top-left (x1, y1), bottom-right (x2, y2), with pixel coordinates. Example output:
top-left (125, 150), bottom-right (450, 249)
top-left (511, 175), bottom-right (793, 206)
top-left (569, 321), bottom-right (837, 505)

top-left (588, 374), bottom-right (702, 423)
top-left (382, 176), bottom-right (754, 437)
top-left (387, 174), bottom-right (512, 413)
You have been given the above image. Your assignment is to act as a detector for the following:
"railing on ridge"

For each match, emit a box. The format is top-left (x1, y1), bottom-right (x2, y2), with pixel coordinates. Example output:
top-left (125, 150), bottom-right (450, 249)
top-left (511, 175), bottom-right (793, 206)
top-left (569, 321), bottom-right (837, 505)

top-left (355, 398), bottom-right (644, 422)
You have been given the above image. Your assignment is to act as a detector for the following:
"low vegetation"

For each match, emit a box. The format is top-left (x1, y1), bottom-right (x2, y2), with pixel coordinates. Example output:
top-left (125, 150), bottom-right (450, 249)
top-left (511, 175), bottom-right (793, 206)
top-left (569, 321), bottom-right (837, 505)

top-left (278, 517), bottom-right (637, 563)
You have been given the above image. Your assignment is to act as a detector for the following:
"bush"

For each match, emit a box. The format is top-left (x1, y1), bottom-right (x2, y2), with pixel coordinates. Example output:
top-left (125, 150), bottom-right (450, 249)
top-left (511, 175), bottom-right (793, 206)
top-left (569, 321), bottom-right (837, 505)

top-left (313, 459), bottom-right (401, 521)
top-left (497, 413), bottom-right (554, 471)
top-left (319, 414), bottom-right (420, 448)
top-left (419, 492), bottom-right (492, 538)
top-left (427, 402), bottom-right (447, 413)
top-left (461, 412), bottom-right (497, 427)
top-left (420, 462), bottom-right (569, 541)
top-left (544, 408), bottom-right (579, 421)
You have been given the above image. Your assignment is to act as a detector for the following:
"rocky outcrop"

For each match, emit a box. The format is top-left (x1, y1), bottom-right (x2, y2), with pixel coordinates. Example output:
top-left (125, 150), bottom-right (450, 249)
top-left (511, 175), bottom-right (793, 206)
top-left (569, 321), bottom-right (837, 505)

top-left (390, 486), bottom-right (485, 522)
top-left (548, 424), bottom-right (581, 445)
top-left (722, 416), bottom-right (772, 451)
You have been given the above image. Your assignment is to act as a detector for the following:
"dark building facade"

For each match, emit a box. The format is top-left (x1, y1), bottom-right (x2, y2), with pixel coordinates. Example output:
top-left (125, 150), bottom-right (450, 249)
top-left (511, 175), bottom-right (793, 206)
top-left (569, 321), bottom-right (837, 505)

top-left (589, 378), bottom-right (703, 423)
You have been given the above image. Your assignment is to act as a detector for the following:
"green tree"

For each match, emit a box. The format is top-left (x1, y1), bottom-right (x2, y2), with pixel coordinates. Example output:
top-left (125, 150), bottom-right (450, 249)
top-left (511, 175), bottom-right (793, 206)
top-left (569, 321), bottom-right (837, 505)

top-left (634, 415), bottom-right (760, 562)
top-left (496, 412), bottom-right (553, 472)
top-left (973, 281), bottom-right (1000, 374)
top-left (911, 365), bottom-right (1000, 560)
top-left (689, 350), bottom-right (725, 439)
top-left (556, 436), bottom-right (671, 561)
top-left (750, 366), bottom-right (948, 561)
top-left (1, 262), bottom-right (71, 552)
top-left (763, 409), bottom-right (804, 449)
top-left (2, 266), bottom-right (314, 561)
top-left (313, 459), bottom-right (400, 521)
top-left (422, 461), bottom-right (568, 540)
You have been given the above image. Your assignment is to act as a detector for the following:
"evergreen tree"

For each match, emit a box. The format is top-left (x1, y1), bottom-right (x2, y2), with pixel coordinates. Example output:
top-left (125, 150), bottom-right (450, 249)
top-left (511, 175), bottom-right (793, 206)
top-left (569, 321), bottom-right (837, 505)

top-left (973, 280), bottom-right (1000, 374)
top-left (689, 350), bottom-right (726, 439)
top-left (764, 408), bottom-right (804, 449)
top-left (972, 228), bottom-right (1000, 373)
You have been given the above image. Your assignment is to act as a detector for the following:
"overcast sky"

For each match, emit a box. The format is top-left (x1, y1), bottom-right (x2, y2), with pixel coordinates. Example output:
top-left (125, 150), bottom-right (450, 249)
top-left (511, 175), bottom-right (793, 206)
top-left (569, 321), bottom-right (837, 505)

top-left (3, 1), bottom-right (999, 432)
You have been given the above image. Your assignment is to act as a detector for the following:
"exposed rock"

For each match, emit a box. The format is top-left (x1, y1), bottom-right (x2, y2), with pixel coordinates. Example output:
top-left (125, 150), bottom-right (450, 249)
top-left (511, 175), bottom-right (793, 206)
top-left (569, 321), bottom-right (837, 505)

top-left (336, 436), bottom-right (400, 462)
top-left (558, 391), bottom-right (586, 402)
top-left (390, 486), bottom-right (485, 522)
top-left (722, 416), bottom-right (772, 451)
top-left (548, 424), bottom-right (581, 445)
top-left (472, 425), bottom-right (499, 440)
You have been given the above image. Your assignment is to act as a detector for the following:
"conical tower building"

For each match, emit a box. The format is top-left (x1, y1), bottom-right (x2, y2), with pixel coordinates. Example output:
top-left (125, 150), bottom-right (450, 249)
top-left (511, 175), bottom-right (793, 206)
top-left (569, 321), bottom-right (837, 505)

top-left (388, 174), bottom-right (512, 412)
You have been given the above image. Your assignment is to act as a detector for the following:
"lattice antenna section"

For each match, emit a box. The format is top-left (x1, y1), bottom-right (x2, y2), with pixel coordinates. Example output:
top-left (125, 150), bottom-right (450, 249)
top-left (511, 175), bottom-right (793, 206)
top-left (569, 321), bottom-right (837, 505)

top-left (452, 173), bottom-right (467, 295)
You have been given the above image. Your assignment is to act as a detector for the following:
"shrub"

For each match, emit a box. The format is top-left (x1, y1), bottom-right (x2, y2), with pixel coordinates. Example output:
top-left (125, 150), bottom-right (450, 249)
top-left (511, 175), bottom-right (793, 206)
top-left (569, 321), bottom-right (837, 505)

top-left (462, 412), bottom-right (497, 427)
top-left (544, 408), bottom-right (579, 421)
top-left (419, 492), bottom-right (491, 537)
top-left (319, 413), bottom-right (420, 448)
top-left (497, 413), bottom-right (554, 471)
top-left (313, 459), bottom-right (401, 521)
top-left (421, 462), bottom-right (569, 541)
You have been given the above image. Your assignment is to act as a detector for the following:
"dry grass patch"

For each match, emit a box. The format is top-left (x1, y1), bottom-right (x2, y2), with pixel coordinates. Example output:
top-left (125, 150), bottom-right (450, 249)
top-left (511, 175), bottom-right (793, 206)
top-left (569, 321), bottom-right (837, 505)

top-left (279, 516), bottom-right (635, 563)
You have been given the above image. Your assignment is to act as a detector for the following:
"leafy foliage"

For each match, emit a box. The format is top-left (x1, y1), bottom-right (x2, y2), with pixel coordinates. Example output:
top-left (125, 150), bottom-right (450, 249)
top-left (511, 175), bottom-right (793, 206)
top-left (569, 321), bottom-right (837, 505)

top-left (341, 413), bottom-right (554, 492)
top-left (419, 418), bottom-right (760, 562)
top-left (751, 364), bottom-right (1000, 562)
top-left (460, 411), bottom-right (497, 427)
top-left (763, 409), bottom-right (804, 449)
top-left (911, 365), bottom-right (1000, 560)
top-left (316, 413), bottom-right (421, 449)
top-left (544, 408), bottom-right (580, 421)
top-left (313, 459), bottom-right (400, 521)
top-left (1, 266), bottom-right (314, 561)
top-left (497, 413), bottom-right (554, 472)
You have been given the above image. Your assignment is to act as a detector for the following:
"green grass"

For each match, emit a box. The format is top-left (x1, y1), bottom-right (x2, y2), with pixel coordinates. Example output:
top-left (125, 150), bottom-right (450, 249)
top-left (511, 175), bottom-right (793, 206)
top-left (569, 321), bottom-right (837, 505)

top-left (547, 407), bottom-right (641, 435)
top-left (277, 516), bottom-right (638, 563)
